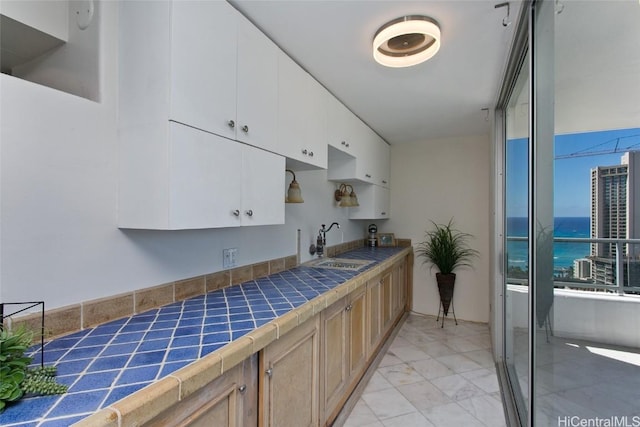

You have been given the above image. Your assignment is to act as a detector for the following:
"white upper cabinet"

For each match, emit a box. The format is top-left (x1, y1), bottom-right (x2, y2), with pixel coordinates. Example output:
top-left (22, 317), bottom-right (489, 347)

top-left (326, 93), bottom-right (359, 157)
top-left (120, 1), bottom-right (278, 152)
top-left (118, 2), bottom-right (285, 229)
top-left (327, 112), bottom-right (390, 187)
top-left (348, 185), bottom-right (390, 220)
top-left (119, 122), bottom-right (284, 230)
top-left (241, 147), bottom-right (285, 226)
top-left (169, 124), bottom-right (243, 229)
top-left (277, 52), bottom-right (327, 169)
top-left (170, 1), bottom-right (238, 140)
top-left (237, 14), bottom-right (279, 152)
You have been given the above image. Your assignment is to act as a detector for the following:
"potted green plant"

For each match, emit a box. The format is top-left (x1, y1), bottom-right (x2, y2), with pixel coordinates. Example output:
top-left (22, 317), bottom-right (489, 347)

top-left (0, 327), bottom-right (67, 412)
top-left (416, 218), bottom-right (479, 320)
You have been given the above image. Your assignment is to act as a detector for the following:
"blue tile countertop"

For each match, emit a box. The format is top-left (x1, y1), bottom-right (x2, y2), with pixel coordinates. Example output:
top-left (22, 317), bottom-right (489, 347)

top-left (1, 247), bottom-right (406, 427)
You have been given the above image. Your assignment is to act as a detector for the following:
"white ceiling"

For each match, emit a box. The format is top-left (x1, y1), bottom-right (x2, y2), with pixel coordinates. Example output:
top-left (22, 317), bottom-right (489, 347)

top-left (230, 0), bottom-right (520, 145)
top-left (231, 1), bottom-right (640, 146)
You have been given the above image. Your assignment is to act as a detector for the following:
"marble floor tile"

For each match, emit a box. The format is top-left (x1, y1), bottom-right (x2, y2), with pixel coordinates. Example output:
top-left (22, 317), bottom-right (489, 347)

top-left (457, 395), bottom-right (507, 427)
top-left (361, 387), bottom-right (417, 420)
top-left (435, 353), bottom-right (483, 373)
top-left (461, 349), bottom-right (495, 368)
top-left (414, 341), bottom-right (458, 358)
top-left (379, 353), bottom-right (403, 368)
top-left (441, 337), bottom-right (482, 353)
top-left (460, 368), bottom-right (501, 394)
top-left (363, 371), bottom-right (395, 394)
top-left (430, 374), bottom-right (486, 401)
top-left (381, 411), bottom-right (435, 427)
top-left (420, 402), bottom-right (486, 427)
top-left (396, 380), bottom-right (453, 411)
top-left (388, 345), bottom-right (431, 363)
top-left (409, 358), bottom-right (455, 380)
top-left (378, 363), bottom-right (425, 387)
top-left (344, 400), bottom-right (380, 427)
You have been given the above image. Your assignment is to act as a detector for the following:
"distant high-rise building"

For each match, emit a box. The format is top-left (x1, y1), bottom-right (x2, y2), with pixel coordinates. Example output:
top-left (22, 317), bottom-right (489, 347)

top-left (573, 258), bottom-right (591, 280)
top-left (590, 151), bottom-right (640, 285)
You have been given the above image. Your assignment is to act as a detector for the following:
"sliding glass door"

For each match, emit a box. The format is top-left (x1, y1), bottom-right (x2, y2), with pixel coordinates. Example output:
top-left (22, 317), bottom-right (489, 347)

top-left (500, 1), bottom-right (640, 425)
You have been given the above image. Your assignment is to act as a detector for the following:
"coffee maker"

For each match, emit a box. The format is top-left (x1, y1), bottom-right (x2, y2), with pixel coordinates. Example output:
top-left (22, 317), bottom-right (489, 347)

top-left (368, 223), bottom-right (378, 247)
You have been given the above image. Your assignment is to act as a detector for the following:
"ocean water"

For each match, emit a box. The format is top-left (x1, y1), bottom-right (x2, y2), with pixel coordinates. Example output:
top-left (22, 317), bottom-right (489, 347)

top-left (506, 217), bottom-right (590, 270)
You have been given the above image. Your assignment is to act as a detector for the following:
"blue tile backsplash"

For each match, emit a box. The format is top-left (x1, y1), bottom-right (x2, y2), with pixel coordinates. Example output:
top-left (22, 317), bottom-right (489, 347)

top-left (0, 247), bottom-right (403, 426)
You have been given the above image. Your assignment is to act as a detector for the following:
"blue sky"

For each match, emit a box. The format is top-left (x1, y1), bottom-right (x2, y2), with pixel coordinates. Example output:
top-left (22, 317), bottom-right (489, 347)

top-left (507, 127), bottom-right (640, 217)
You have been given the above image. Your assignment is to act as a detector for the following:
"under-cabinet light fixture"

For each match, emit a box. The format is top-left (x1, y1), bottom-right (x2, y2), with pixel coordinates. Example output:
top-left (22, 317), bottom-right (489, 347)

top-left (285, 169), bottom-right (304, 203)
top-left (373, 15), bottom-right (441, 68)
top-left (334, 184), bottom-right (359, 207)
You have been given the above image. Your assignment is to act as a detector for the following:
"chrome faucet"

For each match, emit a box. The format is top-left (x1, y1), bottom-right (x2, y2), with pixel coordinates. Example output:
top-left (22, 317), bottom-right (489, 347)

top-left (316, 222), bottom-right (340, 257)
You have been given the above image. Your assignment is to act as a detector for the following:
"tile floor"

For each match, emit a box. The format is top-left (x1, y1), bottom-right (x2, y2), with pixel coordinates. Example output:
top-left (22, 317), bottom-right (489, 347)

top-left (342, 313), bottom-right (506, 427)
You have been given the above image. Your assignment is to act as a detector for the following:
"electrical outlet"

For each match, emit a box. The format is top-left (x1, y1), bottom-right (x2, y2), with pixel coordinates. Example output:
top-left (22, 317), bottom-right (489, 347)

top-left (223, 248), bottom-right (237, 268)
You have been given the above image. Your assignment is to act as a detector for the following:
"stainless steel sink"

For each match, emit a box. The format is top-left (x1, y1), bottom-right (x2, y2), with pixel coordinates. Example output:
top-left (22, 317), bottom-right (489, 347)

top-left (308, 258), bottom-right (374, 271)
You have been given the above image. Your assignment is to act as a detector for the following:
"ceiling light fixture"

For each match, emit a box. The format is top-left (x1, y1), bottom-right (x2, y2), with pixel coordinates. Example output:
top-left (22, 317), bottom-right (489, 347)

top-left (373, 15), bottom-right (441, 68)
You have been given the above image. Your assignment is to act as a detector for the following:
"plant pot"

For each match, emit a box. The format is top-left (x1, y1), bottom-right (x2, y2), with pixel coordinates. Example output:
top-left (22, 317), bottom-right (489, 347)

top-left (436, 273), bottom-right (456, 316)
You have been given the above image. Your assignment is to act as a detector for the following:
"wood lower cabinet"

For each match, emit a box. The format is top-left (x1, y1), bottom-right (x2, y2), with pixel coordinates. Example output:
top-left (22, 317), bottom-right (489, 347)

top-left (260, 316), bottom-right (320, 427)
top-left (147, 355), bottom-right (258, 426)
top-left (320, 286), bottom-right (367, 425)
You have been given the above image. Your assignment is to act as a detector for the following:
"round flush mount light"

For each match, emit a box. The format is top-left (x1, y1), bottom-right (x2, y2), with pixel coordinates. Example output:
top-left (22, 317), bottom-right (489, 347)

top-left (373, 15), bottom-right (441, 68)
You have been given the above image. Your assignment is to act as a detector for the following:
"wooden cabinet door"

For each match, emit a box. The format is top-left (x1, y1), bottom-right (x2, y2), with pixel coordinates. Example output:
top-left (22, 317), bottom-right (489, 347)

top-left (381, 271), bottom-right (393, 332)
top-left (169, 123), bottom-right (242, 229)
top-left (348, 286), bottom-right (367, 379)
top-left (146, 355), bottom-right (257, 427)
top-left (241, 146), bottom-right (285, 227)
top-left (366, 278), bottom-right (382, 356)
top-left (320, 297), bottom-right (348, 423)
top-left (261, 316), bottom-right (320, 427)
top-left (237, 14), bottom-right (278, 152)
top-left (170, 0), bottom-right (237, 140)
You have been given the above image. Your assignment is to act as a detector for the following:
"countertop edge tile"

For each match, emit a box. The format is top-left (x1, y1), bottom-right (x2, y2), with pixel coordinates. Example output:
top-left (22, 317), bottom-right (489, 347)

top-left (173, 353), bottom-right (223, 399)
top-left (71, 407), bottom-right (119, 427)
top-left (111, 376), bottom-right (181, 426)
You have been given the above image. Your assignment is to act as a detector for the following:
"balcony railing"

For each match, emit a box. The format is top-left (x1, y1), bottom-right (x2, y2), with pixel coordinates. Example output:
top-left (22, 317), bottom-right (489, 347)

top-left (506, 236), bottom-right (640, 295)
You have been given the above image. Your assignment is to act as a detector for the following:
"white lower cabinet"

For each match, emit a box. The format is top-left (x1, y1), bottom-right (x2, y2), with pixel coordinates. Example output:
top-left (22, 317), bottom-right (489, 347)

top-left (349, 185), bottom-right (390, 220)
top-left (118, 122), bottom-right (284, 229)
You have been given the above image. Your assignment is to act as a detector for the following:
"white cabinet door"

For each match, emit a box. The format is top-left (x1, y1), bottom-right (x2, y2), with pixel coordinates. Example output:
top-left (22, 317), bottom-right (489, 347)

top-left (354, 125), bottom-right (378, 184)
top-left (327, 95), bottom-right (357, 156)
top-left (349, 185), bottom-right (390, 220)
top-left (241, 146), bottom-right (285, 226)
top-left (170, 123), bottom-right (242, 229)
top-left (170, 1), bottom-right (237, 140)
top-left (376, 137), bottom-right (391, 188)
top-left (277, 52), bottom-right (327, 169)
top-left (237, 14), bottom-right (278, 152)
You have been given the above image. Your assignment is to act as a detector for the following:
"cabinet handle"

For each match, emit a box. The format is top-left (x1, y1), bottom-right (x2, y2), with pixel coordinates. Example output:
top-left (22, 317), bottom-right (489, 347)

top-left (309, 151), bottom-right (314, 157)
top-left (228, 119), bottom-right (235, 128)
top-left (266, 368), bottom-right (273, 378)
top-left (365, 174), bottom-right (372, 178)
top-left (232, 210), bottom-right (240, 217)
top-left (382, 180), bottom-right (388, 184)
top-left (345, 304), bottom-right (352, 312)
top-left (238, 384), bottom-right (247, 394)
top-left (302, 149), bottom-right (308, 155)
top-left (245, 209), bottom-right (253, 217)
top-left (242, 125), bottom-right (249, 133)
top-left (341, 141), bottom-right (349, 148)
top-left (381, 212), bottom-right (387, 216)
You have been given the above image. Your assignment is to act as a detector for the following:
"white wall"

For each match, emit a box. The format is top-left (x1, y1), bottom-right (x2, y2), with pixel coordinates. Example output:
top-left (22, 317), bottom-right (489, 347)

top-left (385, 135), bottom-right (492, 323)
top-left (0, 2), bottom-right (366, 312)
